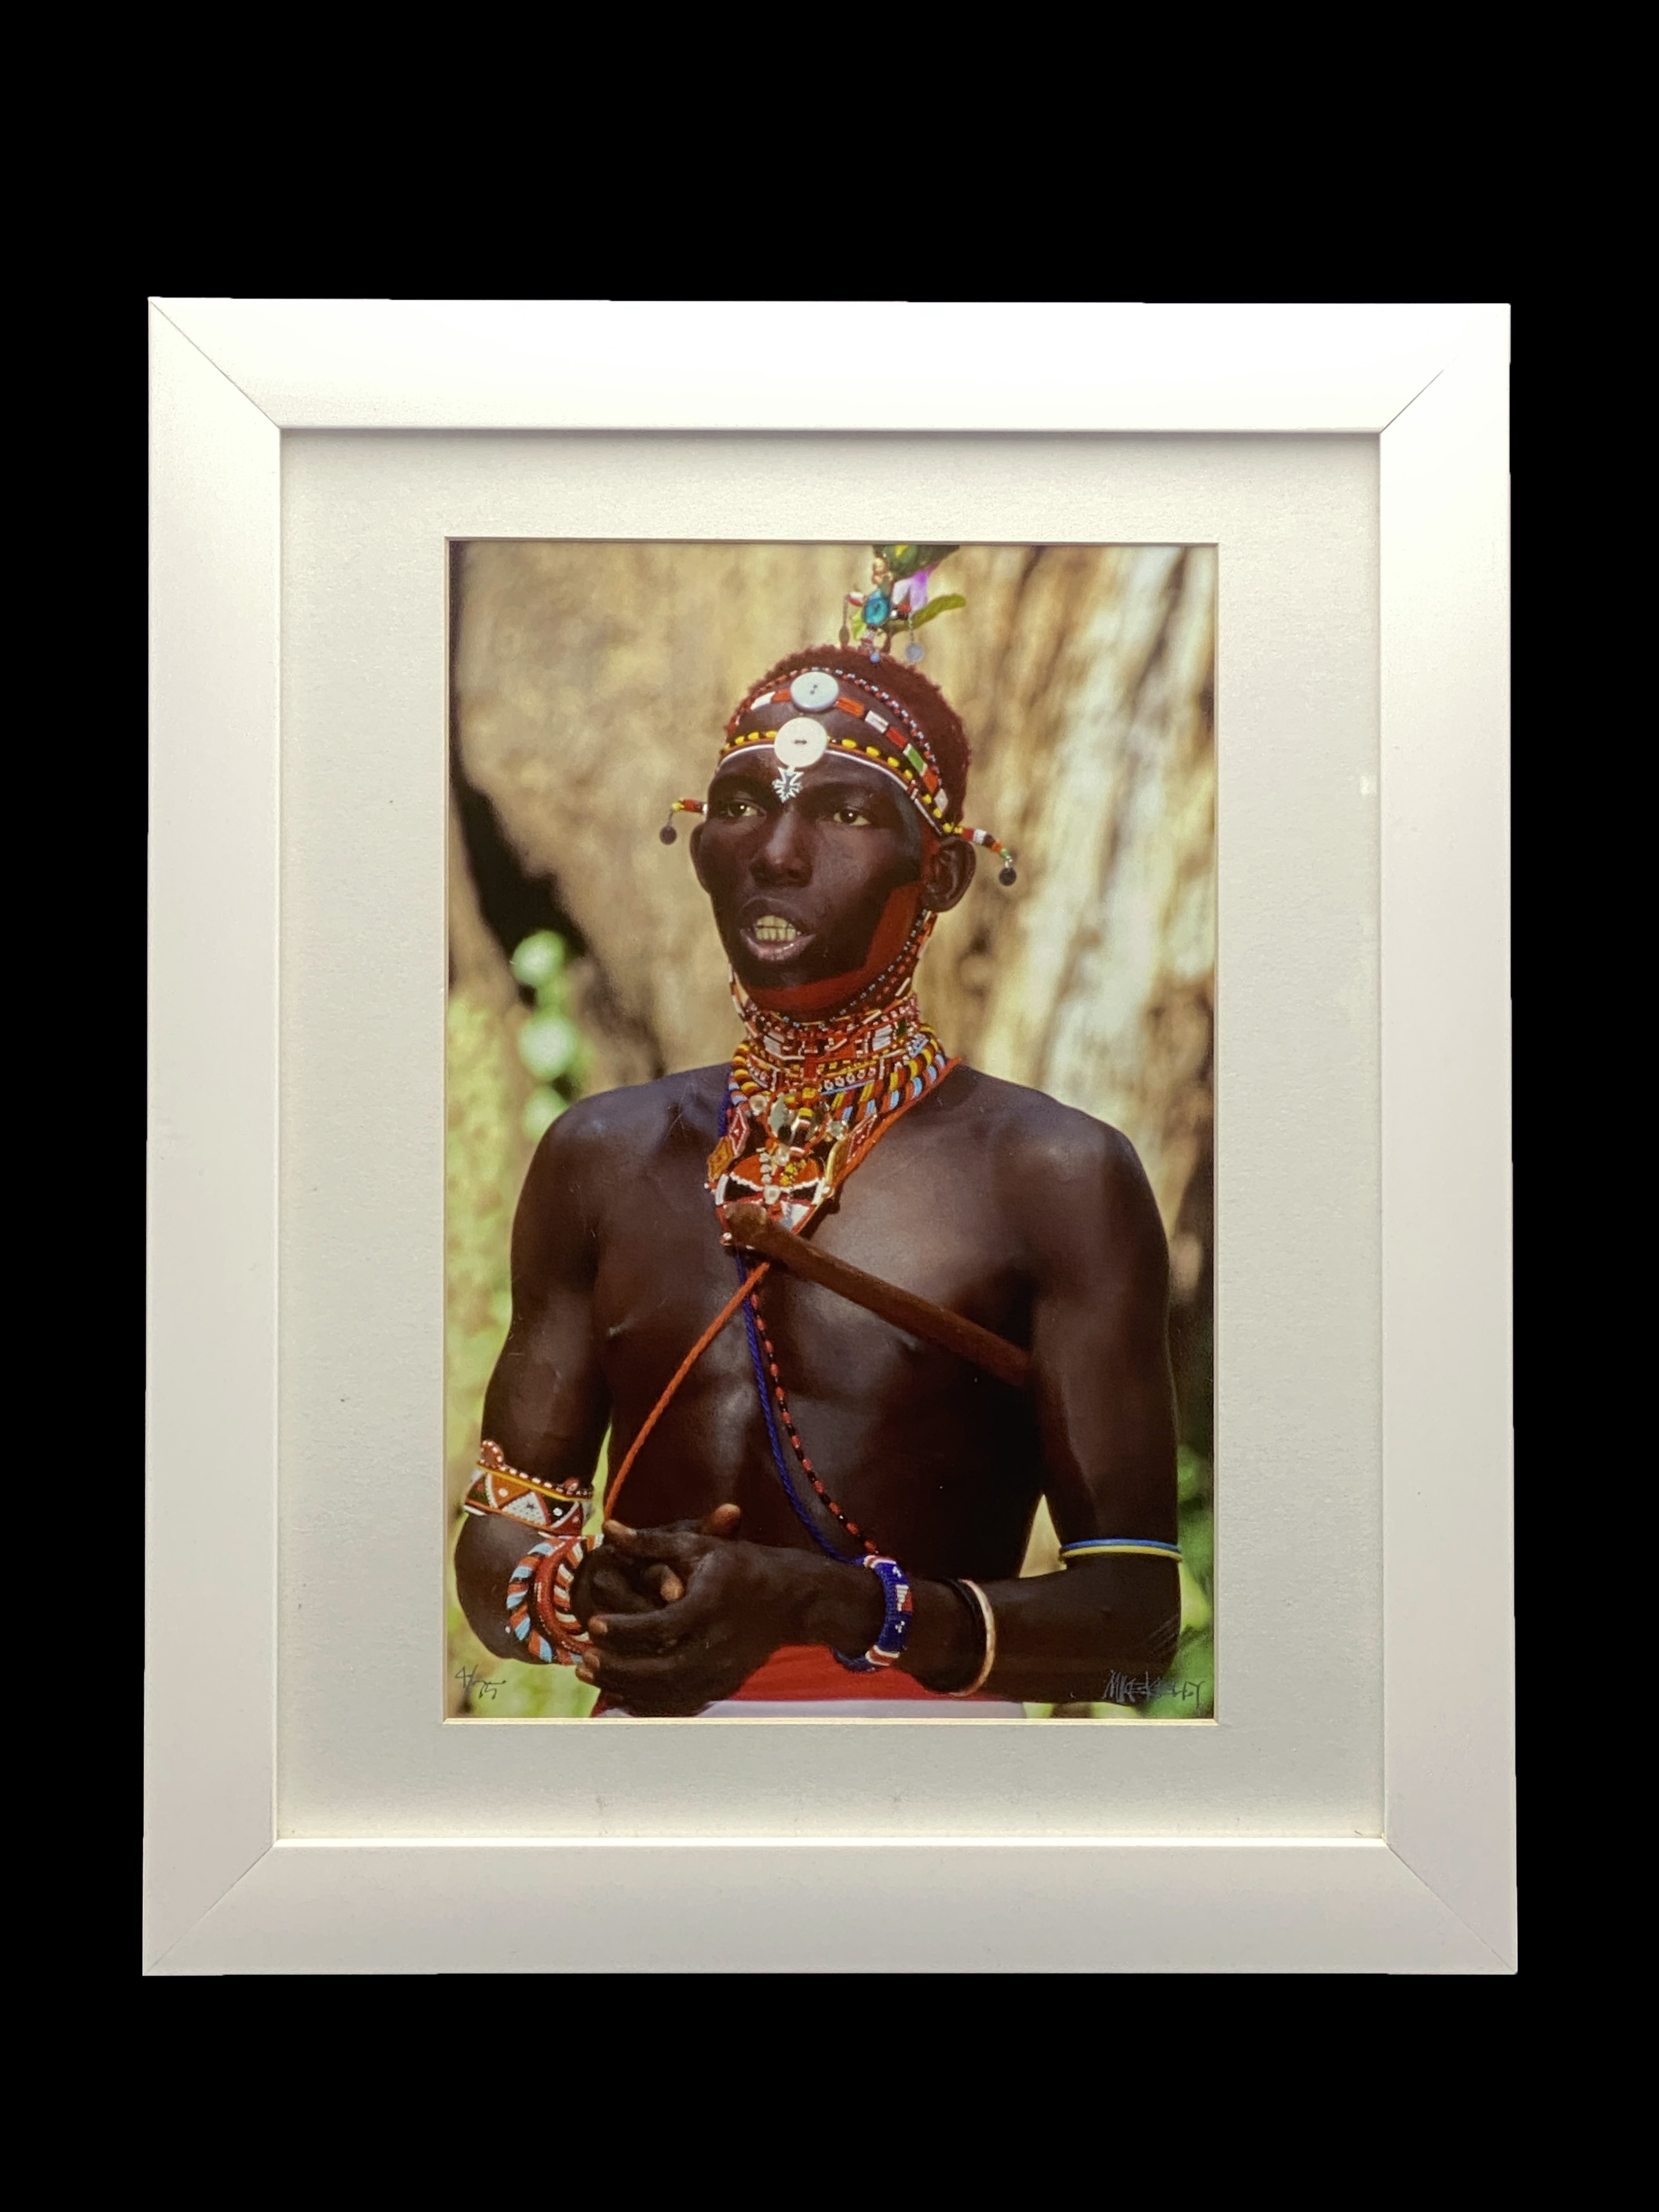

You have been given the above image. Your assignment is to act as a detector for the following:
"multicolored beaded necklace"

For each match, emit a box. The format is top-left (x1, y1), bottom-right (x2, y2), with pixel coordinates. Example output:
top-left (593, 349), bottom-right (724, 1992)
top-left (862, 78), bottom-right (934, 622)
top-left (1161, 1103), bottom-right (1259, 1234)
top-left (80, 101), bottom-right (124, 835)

top-left (707, 940), bottom-right (959, 1560)
top-left (707, 917), bottom-right (952, 1238)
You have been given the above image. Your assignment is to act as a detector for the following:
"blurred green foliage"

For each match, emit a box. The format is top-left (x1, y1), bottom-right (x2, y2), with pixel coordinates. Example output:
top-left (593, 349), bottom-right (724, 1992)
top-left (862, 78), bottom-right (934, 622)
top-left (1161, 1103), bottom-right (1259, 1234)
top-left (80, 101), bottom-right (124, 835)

top-left (449, 930), bottom-right (1214, 1721)
top-left (511, 929), bottom-right (587, 1143)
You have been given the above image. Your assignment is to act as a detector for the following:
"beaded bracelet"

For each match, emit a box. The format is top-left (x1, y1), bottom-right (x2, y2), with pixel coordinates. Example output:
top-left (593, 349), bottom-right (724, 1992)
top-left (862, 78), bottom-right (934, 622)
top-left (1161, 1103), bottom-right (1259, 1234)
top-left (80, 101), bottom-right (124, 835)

top-left (533, 1536), bottom-right (592, 1657)
top-left (464, 1439), bottom-right (591, 1535)
top-left (832, 1555), bottom-right (914, 1673)
top-left (504, 1535), bottom-right (593, 1667)
top-left (505, 1542), bottom-right (564, 1664)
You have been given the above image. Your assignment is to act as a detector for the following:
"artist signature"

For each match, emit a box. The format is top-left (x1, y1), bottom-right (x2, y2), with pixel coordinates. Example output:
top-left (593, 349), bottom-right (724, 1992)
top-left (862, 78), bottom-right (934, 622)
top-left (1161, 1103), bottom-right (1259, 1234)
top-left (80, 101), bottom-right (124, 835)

top-left (455, 1663), bottom-right (506, 1702)
top-left (1102, 1672), bottom-right (1210, 1708)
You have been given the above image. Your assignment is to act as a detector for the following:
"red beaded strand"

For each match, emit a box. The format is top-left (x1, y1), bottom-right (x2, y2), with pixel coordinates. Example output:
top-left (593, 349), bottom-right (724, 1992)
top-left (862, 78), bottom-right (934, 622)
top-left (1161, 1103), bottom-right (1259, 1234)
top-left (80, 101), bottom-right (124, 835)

top-left (745, 1285), bottom-right (881, 1559)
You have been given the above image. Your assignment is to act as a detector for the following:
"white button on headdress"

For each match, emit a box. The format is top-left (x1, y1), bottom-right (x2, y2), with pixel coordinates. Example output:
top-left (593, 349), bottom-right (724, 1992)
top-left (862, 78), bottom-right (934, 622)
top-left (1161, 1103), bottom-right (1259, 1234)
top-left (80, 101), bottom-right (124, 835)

top-left (772, 717), bottom-right (830, 768)
top-left (788, 670), bottom-right (840, 712)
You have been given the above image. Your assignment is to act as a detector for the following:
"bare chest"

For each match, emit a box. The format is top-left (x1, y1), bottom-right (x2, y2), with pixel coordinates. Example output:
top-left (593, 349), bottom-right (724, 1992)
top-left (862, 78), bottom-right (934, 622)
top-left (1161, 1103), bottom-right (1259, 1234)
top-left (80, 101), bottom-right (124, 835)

top-left (590, 1114), bottom-right (1027, 1382)
top-left (585, 1108), bottom-right (1040, 1567)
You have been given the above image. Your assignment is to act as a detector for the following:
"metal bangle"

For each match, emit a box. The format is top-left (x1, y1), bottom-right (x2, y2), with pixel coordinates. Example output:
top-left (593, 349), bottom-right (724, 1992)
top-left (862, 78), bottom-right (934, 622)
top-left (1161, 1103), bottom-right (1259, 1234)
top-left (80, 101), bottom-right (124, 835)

top-left (945, 1578), bottom-right (997, 1696)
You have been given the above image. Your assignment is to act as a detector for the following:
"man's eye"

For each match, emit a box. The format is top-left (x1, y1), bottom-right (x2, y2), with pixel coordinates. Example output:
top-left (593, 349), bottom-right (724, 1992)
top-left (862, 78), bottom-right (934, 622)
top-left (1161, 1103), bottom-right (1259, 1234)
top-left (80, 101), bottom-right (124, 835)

top-left (832, 806), bottom-right (873, 827)
top-left (716, 797), bottom-right (761, 818)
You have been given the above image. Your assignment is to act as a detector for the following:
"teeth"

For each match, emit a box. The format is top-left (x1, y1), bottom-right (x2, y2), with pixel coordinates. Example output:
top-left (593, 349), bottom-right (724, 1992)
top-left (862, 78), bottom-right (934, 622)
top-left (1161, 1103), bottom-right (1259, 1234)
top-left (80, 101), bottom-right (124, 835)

top-left (753, 916), bottom-right (801, 942)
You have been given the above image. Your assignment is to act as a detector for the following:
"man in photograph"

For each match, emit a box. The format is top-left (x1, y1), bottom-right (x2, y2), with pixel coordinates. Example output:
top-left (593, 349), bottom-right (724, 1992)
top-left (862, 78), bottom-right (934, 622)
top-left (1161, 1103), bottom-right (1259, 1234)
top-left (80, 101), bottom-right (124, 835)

top-left (454, 644), bottom-right (1183, 1715)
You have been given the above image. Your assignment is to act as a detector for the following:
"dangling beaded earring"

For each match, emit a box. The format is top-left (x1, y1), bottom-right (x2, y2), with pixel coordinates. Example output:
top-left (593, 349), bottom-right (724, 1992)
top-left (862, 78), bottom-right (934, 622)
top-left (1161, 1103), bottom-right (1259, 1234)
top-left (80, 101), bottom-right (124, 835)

top-left (659, 797), bottom-right (704, 845)
top-left (960, 825), bottom-right (1018, 886)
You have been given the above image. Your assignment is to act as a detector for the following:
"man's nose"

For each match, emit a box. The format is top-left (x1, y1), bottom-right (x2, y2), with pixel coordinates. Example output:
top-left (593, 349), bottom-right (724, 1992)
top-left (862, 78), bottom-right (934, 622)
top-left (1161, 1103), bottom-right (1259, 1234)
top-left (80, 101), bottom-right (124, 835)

top-left (751, 805), bottom-right (811, 883)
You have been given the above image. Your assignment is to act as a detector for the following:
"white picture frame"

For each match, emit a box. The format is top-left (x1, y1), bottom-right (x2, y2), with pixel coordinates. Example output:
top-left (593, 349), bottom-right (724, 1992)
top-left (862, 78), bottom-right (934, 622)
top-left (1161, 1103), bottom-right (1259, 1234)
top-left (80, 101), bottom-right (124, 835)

top-left (147, 300), bottom-right (1513, 1973)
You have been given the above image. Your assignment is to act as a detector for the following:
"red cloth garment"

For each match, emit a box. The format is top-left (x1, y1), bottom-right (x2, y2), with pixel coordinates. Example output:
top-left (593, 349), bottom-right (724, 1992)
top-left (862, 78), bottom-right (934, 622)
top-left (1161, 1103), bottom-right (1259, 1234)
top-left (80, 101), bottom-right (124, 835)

top-left (726, 1644), bottom-right (990, 1703)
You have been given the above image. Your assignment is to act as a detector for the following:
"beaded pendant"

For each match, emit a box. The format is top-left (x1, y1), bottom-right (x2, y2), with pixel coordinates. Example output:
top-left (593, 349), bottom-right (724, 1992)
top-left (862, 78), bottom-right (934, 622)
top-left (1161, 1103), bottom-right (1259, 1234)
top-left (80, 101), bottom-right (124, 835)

top-left (707, 970), bottom-right (952, 1235)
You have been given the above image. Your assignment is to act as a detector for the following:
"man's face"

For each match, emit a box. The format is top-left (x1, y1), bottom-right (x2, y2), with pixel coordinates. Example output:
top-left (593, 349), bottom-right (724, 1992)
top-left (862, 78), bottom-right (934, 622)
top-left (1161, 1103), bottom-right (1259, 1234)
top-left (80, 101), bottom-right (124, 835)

top-left (691, 702), bottom-right (957, 994)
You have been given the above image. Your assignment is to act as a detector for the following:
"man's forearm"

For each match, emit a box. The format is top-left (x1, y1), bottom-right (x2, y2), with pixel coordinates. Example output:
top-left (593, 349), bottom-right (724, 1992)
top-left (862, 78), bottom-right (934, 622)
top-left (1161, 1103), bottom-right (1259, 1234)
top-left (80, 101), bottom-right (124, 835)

top-left (964, 1556), bottom-right (1182, 1703)
top-left (814, 1556), bottom-right (1180, 1703)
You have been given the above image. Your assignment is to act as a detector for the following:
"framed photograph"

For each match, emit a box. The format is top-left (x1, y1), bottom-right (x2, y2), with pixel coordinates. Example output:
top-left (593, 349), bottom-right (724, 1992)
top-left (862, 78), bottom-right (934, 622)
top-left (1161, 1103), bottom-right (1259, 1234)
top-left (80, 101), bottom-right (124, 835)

top-left (147, 302), bottom-right (1513, 1972)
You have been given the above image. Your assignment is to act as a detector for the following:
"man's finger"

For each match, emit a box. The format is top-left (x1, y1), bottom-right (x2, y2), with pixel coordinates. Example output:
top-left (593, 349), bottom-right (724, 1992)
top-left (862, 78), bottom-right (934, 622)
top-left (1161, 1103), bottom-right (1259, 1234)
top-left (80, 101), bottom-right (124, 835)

top-left (585, 1587), bottom-right (654, 1617)
top-left (590, 1587), bottom-right (718, 1654)
top-left (583, 1561), bottom-right (658, 1616)
top-left (699, 1503), bottom-right (743, 1538)
top-left (646, 1565), bottom-right (685, 1605)
top-left (603, 1520), bottom-right (709, 1567)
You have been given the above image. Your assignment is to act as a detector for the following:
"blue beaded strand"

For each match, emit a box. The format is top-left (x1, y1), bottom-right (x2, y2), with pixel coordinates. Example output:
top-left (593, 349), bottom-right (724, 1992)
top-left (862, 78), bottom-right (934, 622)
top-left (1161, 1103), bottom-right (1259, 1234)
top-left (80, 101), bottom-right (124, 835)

top-left (735, 1250), bottom-right (862, 1564)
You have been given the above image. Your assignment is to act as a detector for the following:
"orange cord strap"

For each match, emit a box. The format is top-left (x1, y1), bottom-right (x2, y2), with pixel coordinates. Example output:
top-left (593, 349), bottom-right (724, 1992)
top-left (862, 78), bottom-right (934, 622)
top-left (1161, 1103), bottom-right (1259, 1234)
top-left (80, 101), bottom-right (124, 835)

top-left (600, 1057), bottom-right (961, 1523)
top-left (604, 1261), bottom-right (769, 1520)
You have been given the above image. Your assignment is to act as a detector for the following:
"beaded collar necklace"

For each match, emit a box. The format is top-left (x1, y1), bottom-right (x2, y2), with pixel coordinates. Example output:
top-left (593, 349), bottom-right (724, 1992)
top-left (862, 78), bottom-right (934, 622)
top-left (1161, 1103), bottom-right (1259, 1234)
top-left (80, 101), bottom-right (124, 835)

top-left (706, 929), bottom-right (952, 1238)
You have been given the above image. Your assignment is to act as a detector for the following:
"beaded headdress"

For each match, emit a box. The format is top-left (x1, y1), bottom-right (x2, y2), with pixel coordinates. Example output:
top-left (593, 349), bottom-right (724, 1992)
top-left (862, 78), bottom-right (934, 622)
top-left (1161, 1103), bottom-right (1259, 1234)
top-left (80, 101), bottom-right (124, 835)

top-left (660, 548), bottom-right (1017, 885)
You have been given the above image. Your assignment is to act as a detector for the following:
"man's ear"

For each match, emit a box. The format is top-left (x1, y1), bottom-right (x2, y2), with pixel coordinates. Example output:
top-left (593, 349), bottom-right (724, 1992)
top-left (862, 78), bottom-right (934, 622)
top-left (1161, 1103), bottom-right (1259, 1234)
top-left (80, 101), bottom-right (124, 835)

top-left (920, 836), bottom-right (975, 914)
top-left (688, 820), bottom-right (709, 892)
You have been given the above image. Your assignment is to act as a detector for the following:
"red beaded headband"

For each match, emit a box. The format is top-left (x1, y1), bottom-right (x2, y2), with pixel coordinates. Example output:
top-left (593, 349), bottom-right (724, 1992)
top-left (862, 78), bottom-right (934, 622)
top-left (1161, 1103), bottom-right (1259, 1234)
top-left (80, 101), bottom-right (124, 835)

top-left (662, 665), bottom-right (1018, 884)
top-left (728, 665), bottom-right (951, 812)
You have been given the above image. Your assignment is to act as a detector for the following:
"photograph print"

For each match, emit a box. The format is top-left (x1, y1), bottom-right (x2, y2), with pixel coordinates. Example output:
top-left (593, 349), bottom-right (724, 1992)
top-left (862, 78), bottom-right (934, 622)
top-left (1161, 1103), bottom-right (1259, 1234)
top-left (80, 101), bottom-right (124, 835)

top-left (446, 540), bottom-right (1215, 1721)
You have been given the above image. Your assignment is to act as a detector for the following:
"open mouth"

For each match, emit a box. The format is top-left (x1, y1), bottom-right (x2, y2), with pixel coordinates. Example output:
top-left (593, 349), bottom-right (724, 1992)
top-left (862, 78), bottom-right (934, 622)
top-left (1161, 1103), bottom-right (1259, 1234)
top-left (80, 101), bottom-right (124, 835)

top-left (741, 912), bottom-right (816, 962)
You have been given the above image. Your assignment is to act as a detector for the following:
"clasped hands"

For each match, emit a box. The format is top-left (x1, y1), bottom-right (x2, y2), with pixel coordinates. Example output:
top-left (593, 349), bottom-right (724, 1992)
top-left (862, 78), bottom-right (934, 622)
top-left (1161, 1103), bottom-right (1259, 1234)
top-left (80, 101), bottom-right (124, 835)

top-left (571, 1507), bottom-right (880, 1717)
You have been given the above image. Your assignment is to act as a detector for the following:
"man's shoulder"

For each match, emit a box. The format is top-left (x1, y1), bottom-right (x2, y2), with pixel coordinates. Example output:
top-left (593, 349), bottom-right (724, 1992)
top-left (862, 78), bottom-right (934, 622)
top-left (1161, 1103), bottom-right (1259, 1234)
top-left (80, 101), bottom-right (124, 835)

top-left (946, 1068), bottom-right (1165, 1280)
top-left (945, 1065), bottom-right (1146, 1188)
top-left (535, 1065), bottom-right (728, 1168)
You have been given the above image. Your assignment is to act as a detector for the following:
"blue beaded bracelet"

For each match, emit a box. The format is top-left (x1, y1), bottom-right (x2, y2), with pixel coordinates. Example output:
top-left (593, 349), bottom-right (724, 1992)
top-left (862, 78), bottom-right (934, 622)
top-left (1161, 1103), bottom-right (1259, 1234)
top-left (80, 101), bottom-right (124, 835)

top-left (834, 1555), bottom-right (914, 1673)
